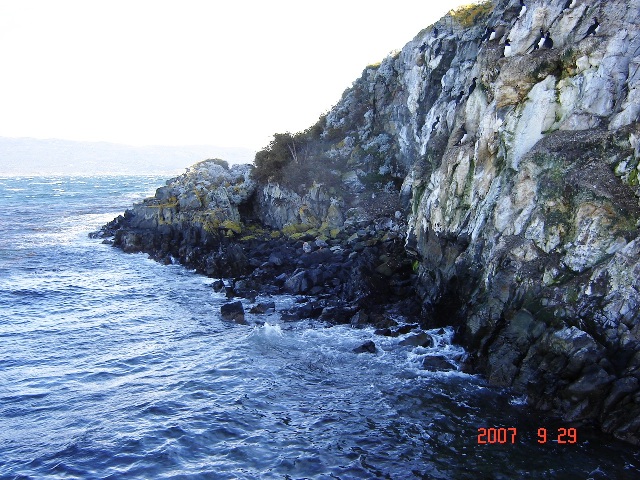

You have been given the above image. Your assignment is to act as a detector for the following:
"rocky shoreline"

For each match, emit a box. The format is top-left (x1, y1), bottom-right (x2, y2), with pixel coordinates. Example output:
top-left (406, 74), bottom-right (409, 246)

top-left (97, 0), bottom-right (640, 445)
top-left (95, 163), bottom-right (421, 331)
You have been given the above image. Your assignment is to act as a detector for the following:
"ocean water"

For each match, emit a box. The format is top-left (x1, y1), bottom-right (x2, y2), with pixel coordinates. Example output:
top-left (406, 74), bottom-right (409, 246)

top-left (0, 175), bottom-right (638, 480)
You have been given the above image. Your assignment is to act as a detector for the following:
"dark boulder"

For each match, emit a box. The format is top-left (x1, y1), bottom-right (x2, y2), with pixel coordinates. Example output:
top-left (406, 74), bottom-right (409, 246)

top-left (320, 305), bottom-right (356, 325)
top-left (220, 301), bottom-right (246, 325)
top-left (350, 310), bottom-right (369, 329)
top-left (280, 301), bottom-right (324, 321)
top-left (353, 340), bottom-right (377, 354)
top-left (422, 355), bottom-right (457, 371)
top-left (250, 301), bottom-right (276, 314)
top-left (375, 327), bottom-right (399, 337)
top-left (399, 332), bottom-right (434, 348)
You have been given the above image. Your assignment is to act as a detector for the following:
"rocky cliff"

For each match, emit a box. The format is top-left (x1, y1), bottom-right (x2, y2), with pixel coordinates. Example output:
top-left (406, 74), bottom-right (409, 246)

top-left (99, 0), bottom-right (640, 444)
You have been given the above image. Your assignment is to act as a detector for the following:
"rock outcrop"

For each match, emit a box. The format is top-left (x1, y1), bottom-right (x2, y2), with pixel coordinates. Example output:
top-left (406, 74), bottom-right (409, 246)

top-left (98, 0), bottom-right (640, 444)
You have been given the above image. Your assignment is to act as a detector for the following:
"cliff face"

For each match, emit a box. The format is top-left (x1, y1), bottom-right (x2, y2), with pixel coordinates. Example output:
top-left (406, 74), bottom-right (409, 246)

top-left (102, 0), bottom-right (640, 444)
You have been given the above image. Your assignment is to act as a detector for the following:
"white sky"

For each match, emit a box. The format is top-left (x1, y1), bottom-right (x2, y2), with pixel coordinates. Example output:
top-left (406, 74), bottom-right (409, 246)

top-left (0, 0), bottom-right (471, 151)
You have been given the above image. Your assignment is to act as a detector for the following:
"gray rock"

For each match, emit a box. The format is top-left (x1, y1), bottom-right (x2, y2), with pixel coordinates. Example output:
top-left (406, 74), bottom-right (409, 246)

top-left (399, 332), bottom-right (434, 348)
top-left (350, 310), bottom-right (369, 329)
top-left (284, 271), bottom-right (309, 294)
top-left (250, 301), bottom-right (276, 314)
top-left (422, 355), bottom-right (457, 372)
top-left (220, 301), bottom-right (246, 325)
top-left (353, 340), bottom-right (377, 354)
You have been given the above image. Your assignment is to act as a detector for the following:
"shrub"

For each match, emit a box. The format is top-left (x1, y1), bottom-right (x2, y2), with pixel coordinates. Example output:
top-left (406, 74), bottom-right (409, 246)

top-left (450, 1), bottom-right (494, 27)
top-left (208, 158), bottom-right (230, 170)
top-left (252, 114), bottom-right (337, 190)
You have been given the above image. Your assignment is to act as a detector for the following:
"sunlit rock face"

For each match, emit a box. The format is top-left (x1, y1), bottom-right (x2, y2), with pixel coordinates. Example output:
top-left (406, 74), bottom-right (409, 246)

top-left (285, 0), bottom-right (640, 444)
top-left (105, 0), bottom-right (640, 444)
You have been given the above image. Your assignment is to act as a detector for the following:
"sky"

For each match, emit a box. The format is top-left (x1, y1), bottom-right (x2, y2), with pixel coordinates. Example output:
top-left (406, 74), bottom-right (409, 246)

top-left (0, 0), bottom-right (472, 152)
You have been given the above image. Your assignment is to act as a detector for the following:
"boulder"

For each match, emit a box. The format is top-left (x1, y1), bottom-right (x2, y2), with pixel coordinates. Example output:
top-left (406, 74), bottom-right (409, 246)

top-left (353, 340), bottom-right (377, 354)
top-left (284, 271), bottom-right (309, 294)
top-left (319, 305), bottom-right (356, 325)
top-left (350, 310), bottom-right (369, 329)
top-left (250, 301), bottom-right (276, 314)
top-left (220, 301), bottom-right (246, 324)
top-left (422, 355), bottom-right (457, 372)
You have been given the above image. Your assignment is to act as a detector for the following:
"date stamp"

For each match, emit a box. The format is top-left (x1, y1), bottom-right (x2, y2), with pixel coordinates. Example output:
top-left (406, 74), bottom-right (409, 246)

top-left (477, 427), bottom-right (578, 444)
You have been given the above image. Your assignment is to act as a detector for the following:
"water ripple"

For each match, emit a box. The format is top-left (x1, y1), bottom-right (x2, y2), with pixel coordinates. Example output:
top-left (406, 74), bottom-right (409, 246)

top-left (1, 176), bottom-right (638, 479)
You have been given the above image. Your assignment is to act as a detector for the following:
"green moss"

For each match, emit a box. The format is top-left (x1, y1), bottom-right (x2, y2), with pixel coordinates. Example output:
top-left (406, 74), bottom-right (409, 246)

top-left (282, 224), bottom-right (298, 236)
top-left (149, 195), bottom-right (179, 209)
top-left (412, 185), bottom-right (426, 215)
top-left (270, 230), bottom-right (281, 238)
top-left (628, 168), bottom-right (639, 186)
top-left (450, 1), bottom-right (494, 27)
top-left (221, 220), bottom-right (242, 235)
top-left (282, 223), bottom-right (312, 236)
top-left (559, 48), bottom-right (577, 80)
top-left (193, 188), bottom-right (206, 207)
top-left (330, 228), bottom-right (341, 239)
top-left (202, 219), bottom-right (220, 233)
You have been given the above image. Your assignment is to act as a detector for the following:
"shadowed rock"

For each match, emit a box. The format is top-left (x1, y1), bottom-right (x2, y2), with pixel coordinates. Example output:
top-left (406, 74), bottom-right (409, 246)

top-left (221, 301), bottom-right (246, 325)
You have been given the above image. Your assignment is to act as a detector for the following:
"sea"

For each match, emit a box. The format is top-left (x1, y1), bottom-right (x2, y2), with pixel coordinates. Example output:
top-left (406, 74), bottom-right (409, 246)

top-left (0, 174), bottom-right (638, 479)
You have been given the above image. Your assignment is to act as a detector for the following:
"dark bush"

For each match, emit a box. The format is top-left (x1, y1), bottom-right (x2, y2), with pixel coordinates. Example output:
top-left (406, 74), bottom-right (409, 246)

top-left (252, 115), bottom-right (334, 189)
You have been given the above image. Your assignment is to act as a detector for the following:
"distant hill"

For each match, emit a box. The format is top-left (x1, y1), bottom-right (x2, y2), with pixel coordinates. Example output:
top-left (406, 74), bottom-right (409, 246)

top-left (0, 137), bottom-right (255, 176)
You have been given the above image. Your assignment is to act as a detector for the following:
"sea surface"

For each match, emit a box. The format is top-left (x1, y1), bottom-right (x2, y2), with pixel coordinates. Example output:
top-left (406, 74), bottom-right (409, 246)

top-left (0, 175), bottom-right (638, 479)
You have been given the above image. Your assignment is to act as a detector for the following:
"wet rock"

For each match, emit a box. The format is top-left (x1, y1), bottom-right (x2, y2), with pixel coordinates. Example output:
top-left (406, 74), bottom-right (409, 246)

top-left (604, 377), bottom-right (639, 411)
top-left (369, 313), bottom-right (398, 329)
top-left (353, 340), bottom-right (377, 354)
top-left (232, 279), bottom-right (257, 300)
top-left (212, 280), bottom-right (225, 292)
top-left (281, 301), bottom-right (324, 321)
top-left (220, 301), bottom-right (246, 324)
top-left (374, 327), bottom-right (400, 337)
top-left (396, 324), bottom-right (419, 335)
top-left (422, 355), bottom-right (457, 372)
top-left (320, 305), bottom-right (357, 325)
top-left (399, 332), bottom-right (434, 348)
top-left (315, 238), bottom-right (329, 248)
top-left (350, 310), bottom-right (369, 329)
top-left (250, 301), bottom-right (276, 314)
top-left (565, 365), bottom-right (615, 398)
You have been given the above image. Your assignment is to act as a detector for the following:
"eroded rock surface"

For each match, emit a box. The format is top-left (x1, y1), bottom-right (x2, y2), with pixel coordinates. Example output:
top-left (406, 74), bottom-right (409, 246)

top-left (98, 0), bottom-right (640, 444)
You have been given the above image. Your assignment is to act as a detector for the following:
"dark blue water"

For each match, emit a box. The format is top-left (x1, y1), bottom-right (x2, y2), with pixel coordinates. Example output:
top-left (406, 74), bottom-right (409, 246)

top-left (0, 175), bottom-right (638, 479)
